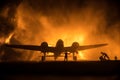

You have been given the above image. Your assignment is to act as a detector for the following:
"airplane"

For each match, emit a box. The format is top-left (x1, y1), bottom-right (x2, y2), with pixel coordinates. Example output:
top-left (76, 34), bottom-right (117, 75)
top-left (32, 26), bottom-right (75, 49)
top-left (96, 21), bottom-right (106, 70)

top-left (5, 39), bottom-right (108, 61)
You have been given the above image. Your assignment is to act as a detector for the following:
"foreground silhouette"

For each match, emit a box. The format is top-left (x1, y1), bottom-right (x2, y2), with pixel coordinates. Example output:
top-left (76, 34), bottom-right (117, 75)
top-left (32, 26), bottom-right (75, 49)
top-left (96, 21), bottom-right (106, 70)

top-left (99, 52), bottom-right (110, 61)
top-left (5, 39), bottom-right (108, 61)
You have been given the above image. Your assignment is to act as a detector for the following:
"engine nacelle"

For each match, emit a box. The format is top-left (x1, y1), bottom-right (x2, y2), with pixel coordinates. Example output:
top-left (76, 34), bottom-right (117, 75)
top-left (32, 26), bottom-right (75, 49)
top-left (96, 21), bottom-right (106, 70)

top-left (41, 42), bottom-right (48, 48)
top-left (70, 42), bottom-right (79, 53)
top-left (40, 42), bottom-right (48, 52)
top-left (72, 42), bottom-right (80, 49)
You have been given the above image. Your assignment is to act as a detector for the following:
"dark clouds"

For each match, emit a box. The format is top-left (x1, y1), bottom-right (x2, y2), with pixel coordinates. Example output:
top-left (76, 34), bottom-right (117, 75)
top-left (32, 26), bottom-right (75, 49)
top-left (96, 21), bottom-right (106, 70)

top-left (0, 0), bottom-right (22, 37)
top-left (0, 16), bottom-right (15, 37)
top-left (0, 0), bottom-right (23, 61)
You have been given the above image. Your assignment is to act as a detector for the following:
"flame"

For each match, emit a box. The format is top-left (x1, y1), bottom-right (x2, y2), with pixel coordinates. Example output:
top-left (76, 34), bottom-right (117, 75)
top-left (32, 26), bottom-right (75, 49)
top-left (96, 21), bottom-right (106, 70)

top-left (9, 1), bottom-right (120, 61)
top-left (78, 51), bottom-right (86, 60)
top-left (5, 33), bottom-right (14, 44)
top-left (14, 5), bottom-right (95, 61)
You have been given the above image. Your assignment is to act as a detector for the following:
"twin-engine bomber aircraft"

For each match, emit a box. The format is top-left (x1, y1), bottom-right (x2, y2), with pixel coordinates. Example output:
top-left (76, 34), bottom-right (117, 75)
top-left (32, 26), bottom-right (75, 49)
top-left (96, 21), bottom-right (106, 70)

top-left (5, 39), bottom-right (108, 61)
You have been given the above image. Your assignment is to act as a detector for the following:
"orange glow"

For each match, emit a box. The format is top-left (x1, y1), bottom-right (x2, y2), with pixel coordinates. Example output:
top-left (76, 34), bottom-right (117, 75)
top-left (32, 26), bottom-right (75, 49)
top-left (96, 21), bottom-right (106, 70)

top-left (78, 51), bottom-right (86, 60)
top-left (8, 2), bottom-right (119, 61)
top-left (5, 33), bottom-right (14, 44)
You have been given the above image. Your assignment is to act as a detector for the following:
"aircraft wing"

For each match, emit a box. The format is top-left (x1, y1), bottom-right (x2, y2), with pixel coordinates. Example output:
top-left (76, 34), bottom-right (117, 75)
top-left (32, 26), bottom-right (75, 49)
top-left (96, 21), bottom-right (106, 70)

top-left (64, 43), bottom-right (108, 52)
top-left (77, 43), bottom-right (108, 50)
top-left (5, 43), bottom-right (107, 52)
top-left (5, 44), bottom-right (41, 51)
top-left (5, 44), bottom-right (55, 52)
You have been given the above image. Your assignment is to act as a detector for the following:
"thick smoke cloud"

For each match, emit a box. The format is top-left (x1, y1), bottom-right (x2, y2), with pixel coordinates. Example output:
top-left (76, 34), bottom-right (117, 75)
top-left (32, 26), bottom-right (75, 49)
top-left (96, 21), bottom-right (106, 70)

top-left (0, 0), bottom-right (23, 61)
top-left (0, 17), bottom-right (14, 38)
top-left (0, 0), bottom-right (22, 40)
top-left (0, 0), bottom-right (120, 61)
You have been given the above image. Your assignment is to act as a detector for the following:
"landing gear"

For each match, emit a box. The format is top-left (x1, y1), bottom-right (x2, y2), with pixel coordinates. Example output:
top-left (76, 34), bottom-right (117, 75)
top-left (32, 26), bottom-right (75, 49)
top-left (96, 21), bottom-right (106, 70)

top-left (41, 56), bottom-right (45, 62)
top-left (41, 52), bottom-right (46, 62)
top-left (73, 52), bottom-right (77, 61)
top-left (64, 52), bottom-right (68, 61)
top-left (64, 52), bottom-right (77, 61)
top-left (54, 57), bottom-right (57, 61)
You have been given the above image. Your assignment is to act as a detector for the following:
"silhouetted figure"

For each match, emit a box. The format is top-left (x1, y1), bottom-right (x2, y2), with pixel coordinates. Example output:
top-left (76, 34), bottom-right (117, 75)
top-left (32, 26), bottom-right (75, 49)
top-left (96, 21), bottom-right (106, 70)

top-left (100, 52), bottom-right (110, 61)
top-left (41, 56), bottom-right (45, 62)
top-left (114, 56), bottom-right (118, 60)
top-left (99, 56), bottom-right (105, 61)
top-left (64, 52), bottom-right (68, 61)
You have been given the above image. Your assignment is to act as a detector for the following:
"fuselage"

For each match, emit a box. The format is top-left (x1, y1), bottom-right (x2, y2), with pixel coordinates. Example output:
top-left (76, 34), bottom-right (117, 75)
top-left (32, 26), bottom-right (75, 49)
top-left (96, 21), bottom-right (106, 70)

top-left (54, 39), bottom-right (64, 59)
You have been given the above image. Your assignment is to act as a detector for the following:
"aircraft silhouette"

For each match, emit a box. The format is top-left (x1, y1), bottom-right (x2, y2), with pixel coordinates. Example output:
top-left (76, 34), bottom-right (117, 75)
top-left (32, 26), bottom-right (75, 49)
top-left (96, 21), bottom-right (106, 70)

top-left (5, 39), bottom-right (108, 61)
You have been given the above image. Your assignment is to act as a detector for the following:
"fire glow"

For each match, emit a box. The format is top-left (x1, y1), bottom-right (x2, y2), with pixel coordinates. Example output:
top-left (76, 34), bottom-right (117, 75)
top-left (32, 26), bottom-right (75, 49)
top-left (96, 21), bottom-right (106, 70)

top-left (5, 33), bottom-right (14, 44)
top-left (12, 1), bottom-right (119, 61)
top-left (1, 0), bottom-right (120, 61)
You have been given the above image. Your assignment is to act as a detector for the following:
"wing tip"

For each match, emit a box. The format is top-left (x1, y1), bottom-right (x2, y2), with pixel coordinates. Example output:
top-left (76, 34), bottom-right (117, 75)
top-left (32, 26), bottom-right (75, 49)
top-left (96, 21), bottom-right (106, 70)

top-left (103, 43), bottom-right (108, 46)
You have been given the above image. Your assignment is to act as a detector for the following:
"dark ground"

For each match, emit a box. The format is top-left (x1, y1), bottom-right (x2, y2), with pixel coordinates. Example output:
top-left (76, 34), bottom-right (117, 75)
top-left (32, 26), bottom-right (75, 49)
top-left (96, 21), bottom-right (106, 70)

top-left (0, 61), bottom-right (120, 80)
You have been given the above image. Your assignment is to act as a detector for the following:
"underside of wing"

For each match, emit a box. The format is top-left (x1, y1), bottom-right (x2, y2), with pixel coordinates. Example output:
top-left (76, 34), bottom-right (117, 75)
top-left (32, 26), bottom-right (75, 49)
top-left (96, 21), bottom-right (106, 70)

top-left (78, 43), bottom-right (108, 50)
top-left (5, 44), bottom-right (41, 51)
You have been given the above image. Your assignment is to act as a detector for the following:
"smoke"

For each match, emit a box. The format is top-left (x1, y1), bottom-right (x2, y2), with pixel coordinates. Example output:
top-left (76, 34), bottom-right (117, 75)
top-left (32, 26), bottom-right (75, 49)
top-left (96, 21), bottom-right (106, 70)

top-left (0, 0), bottom-right (24, 61)
top-left (0, 0), bottom-right (22, 42)
top-left (0, 17), bottom-right (14, 38)
top-left (0, 0), bottom-right (120, 61)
